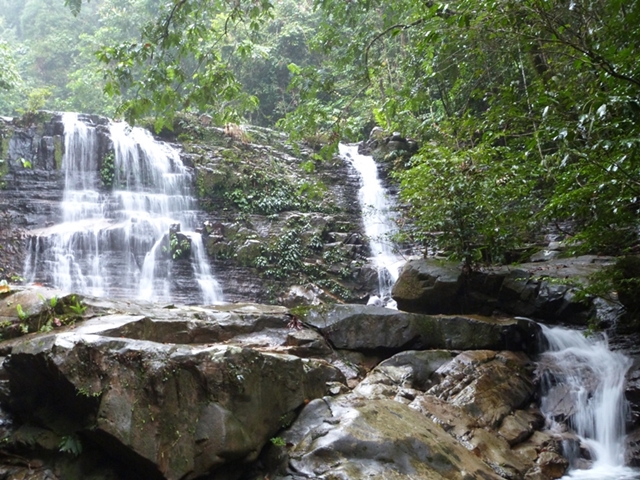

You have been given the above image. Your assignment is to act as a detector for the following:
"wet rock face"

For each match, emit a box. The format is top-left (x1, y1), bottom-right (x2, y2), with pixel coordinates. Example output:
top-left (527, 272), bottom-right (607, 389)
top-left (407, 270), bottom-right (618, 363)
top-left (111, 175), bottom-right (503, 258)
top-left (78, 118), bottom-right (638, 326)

top-left (267, 397), bottom-right (505, 480)
top-left (265, 348), bottom-right (566, 480)
top-left (391, 258), bottom-right (462, 314)
top-left (6, 339), bottom-right (323, 480)
top-left (0, 115), bottom-right (63, 281)
top-left (1, 114), bottom-right (375, 304)
top-left (190, 134), bottom-right (372, 305)
top-left (358, 128), bottom-right (418, 188)
top-left (0, 114), bottom-right (111, 229)
top-left (392, 256), bottom-right (614, 325)
top-left (303, 304), bottom-right (541, 354)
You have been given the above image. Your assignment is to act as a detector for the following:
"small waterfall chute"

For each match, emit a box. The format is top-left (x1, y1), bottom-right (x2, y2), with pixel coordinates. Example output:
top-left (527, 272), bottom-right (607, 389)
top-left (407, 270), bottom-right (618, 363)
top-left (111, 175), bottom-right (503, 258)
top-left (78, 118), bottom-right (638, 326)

top-left (339, 143), bottom-right (404, 306)
top-left (539, 325), bottom-right (640, 479)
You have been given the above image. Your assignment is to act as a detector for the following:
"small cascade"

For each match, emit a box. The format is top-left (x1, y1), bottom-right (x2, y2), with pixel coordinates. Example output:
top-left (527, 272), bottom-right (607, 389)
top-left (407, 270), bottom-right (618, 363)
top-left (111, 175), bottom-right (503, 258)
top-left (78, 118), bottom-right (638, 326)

top-left (24, 112), bottom-right (222, 304)
top-left (339, 143), bottom-right (404, 306)
top-left (539, 325), bottom-right (640, 479)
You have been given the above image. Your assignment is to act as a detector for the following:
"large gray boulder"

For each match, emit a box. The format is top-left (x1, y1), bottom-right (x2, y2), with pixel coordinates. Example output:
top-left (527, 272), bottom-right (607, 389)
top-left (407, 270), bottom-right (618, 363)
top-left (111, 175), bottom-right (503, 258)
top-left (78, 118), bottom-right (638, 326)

top-left (391, 258), bottom-right (462, 313)
top-left (4, 332), bottom-right (342, 480)
top-left (0, 290), bottom-right (345, 480)
top-left (266, 396), bottom-right (504, 480)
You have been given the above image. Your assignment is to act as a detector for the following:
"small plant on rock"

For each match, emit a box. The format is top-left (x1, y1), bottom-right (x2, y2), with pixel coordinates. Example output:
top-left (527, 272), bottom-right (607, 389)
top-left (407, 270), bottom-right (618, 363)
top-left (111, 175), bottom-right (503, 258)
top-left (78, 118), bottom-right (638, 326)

top-left (163, 232), bottom-right (191, 260)
top-left (270, 436), bottom-right (286, 447)
top-left (68, 295), bottom-right (87, 316)
top-left (100, 151), bottom-right (116, 188)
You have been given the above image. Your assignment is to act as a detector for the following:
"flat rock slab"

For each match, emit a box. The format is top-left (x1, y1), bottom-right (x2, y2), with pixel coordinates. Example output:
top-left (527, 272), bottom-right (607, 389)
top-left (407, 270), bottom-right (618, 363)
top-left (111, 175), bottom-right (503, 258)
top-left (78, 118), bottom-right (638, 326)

top-left (304, 304), bottom-right (540, 353)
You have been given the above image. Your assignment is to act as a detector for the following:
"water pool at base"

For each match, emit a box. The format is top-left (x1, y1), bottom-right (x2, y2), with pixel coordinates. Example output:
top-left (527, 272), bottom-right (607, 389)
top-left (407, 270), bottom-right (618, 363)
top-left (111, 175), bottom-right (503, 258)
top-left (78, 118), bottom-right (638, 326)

top-left (562, 465), bottom-right (640, 479)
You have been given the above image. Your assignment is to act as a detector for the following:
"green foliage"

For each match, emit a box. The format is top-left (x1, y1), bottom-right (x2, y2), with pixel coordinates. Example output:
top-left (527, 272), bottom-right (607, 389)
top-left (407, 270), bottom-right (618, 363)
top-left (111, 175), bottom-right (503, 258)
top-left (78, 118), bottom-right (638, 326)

top-left (396, 141), bottom-right (542, 265)
top-left (256, 228), bottom-right (306, 280)
top-left (163, 233), bottom-right (191, 260)
top-left (316, 278), bottom-right (351, 301)
top-left (196, 147), bottom-right (331, 215)
top-left (13, 86), bottom-right (53, 122)
top-left (270, 436), bottom-right (286, 447)
top-left (0, 41), bottom-right (21, 91)
top-left (94, 0), bottom-right (273, 129)
top-left (100, 151), bottom-right (115, 188)
top-left (279, 0), bottom-right (640, 258)
top-left (15, 303), bottom-right (27, 321)
top-left (3, 0), bottom-right (636, 260)
top-left (59, 434), bottom-right (83, 457)
top-left (68, 295), bottom-right (87, 316)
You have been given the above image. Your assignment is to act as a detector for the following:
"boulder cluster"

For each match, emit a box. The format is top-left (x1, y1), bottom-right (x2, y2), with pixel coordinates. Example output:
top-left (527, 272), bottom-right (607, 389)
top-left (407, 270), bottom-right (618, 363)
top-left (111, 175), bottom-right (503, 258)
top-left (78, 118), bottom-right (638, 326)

top-left (0, 283), bottom-right (570, 480)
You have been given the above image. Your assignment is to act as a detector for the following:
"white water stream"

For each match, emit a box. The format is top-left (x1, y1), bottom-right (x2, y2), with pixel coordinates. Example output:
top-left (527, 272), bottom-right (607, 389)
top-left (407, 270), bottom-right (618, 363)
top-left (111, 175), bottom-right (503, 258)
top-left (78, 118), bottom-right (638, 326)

top-left (24, 112), bottom-right (222, 304)
top-left (339, 143), bottom-right (405, 306)
top-left (539, 325), bottom-right (640, 479)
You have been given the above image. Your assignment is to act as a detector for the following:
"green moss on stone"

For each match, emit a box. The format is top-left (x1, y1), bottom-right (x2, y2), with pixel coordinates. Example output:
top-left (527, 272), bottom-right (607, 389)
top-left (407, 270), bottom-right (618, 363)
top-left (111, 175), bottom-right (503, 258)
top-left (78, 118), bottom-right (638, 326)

top-left (54, 136), bottom-right (63, 169)
top-left (1, 133), bottom-right (12, 179)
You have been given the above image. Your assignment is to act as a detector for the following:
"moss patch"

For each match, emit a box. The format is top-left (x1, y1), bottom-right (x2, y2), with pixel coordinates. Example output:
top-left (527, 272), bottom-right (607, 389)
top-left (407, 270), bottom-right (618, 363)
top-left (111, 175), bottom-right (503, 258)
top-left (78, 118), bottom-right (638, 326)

top-left (54, 136), bottom-right (63, 170)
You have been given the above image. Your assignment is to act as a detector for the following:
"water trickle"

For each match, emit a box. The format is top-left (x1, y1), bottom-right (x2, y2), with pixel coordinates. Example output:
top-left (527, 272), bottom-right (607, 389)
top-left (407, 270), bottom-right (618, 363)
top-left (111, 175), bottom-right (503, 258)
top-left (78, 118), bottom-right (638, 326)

top-left (24, 112), bottom-right (222, 304)
top-left (339, 143), bottom-right (404, 306)
top-left (539, 325), bottom-right (640, 479)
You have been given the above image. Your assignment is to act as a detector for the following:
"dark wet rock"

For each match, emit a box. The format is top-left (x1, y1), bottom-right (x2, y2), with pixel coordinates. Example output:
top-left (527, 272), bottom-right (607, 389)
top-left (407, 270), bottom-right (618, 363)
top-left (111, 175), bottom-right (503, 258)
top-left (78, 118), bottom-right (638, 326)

top-left (0, 286), bottom-right (88, 340)
top-left (406, 350), bottom-right (564, 480)
top-left (359, 129), bottom-right (418, 184)
top-left (626, 363), bottom-right (640, 430)
top-left (0, 113), bottom-right (378, 305)
top-left (303, 304), bottom-right (541, 353)
top-left (352, 350), bottom-right (454, 400)
top-left (392, 256), bottom-right (615, 325)
top-left (391, 258), bottom-right (462, 313)
top-left (264, 346), bottom-right (563, 480)
top-left (533, 452), bottom-right (570, 479)
top-left (625, 427), bottom-right (640, 467)
top-left (0, 289), bottom-right (350, 480)
top-left (498, 410), bottom-right (544, 446)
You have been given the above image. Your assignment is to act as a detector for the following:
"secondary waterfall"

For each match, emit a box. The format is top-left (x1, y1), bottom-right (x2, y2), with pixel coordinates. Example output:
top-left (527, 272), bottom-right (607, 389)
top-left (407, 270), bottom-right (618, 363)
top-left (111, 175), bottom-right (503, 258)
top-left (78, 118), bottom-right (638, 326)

top-left (339, 143), bottom-right (404, 306)
top-left (23, 112), bottom-right (222, 304)
top-left (539, 325), bottom-right (639, 479)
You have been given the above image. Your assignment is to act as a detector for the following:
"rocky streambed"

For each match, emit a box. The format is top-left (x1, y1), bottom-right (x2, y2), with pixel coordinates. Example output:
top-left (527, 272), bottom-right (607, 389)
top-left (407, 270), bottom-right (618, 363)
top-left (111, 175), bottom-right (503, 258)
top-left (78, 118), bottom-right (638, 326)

top-left (0, 283), bottom-right (592, 480)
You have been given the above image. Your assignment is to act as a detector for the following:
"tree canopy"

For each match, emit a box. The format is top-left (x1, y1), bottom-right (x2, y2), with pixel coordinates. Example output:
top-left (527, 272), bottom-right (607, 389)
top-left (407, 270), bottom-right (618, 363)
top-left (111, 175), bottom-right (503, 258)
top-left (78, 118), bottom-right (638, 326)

top-left (1, 0), bottom-right (639, 261)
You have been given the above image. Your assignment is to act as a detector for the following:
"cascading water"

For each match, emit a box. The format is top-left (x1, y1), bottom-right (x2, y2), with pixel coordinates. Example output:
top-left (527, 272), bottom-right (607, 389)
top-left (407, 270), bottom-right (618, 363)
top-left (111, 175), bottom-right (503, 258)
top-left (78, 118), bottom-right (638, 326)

top-left (539, 325), bottom-right (640, 479)
top-left (24, 112), bottom-right (222, 304)
top-left (339, 143), bottom-right (404, 306)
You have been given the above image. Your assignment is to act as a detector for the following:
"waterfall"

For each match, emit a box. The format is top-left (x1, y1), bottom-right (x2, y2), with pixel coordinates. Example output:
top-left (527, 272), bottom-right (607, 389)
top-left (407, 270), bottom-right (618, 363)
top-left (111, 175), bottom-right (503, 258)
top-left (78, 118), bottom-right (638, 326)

top-left (339, 143), bottom-right (404, 306)
top-left (539, 325), bottom-right (639, 479)
top-left (24, 112), bottom-right (222, 305)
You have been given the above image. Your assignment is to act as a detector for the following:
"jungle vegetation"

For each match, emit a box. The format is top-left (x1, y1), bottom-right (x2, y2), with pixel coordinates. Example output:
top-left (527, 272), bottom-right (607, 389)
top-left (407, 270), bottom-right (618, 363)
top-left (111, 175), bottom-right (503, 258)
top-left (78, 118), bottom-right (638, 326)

top-left (1, 0), bottom-right (639, 264)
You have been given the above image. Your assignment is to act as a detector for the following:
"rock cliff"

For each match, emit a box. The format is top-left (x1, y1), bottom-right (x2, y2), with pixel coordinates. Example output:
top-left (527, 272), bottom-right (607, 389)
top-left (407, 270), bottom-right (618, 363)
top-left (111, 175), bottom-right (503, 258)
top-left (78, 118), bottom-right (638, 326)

top-left (0, 113), bottom-right (377, 304)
